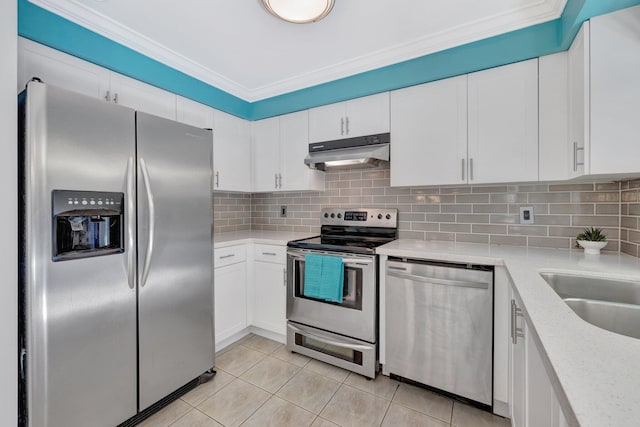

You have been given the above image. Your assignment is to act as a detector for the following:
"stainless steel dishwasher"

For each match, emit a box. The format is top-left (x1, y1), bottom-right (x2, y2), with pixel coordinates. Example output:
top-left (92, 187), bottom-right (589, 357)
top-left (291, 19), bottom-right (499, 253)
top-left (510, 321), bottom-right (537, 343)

top-left (385, 257), bottom-right (494, 409)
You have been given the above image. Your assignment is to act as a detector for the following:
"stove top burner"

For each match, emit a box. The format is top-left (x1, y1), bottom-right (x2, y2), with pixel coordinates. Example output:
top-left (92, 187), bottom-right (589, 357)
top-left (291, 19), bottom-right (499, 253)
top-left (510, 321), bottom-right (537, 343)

top-left (287, 208), bottom-right (399, 255)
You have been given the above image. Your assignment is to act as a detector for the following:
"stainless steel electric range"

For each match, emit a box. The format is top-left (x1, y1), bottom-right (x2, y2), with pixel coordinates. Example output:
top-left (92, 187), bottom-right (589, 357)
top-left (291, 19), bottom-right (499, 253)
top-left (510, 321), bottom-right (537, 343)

top-left (285, 207), bottom-right (398, 378)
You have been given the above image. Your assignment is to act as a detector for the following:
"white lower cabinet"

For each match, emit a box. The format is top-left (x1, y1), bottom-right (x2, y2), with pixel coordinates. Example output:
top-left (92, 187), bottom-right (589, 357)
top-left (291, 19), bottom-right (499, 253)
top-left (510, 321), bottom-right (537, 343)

top-left (214, 246), bottom-right (247, 345)
top-left (251, 244), bottom-right (287, 336)
top-left (511, 289), bottom-right (569, 427)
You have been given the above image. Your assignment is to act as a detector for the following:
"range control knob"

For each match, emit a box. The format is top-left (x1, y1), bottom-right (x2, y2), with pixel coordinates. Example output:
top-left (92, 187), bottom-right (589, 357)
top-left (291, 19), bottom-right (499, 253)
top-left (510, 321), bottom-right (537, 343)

top-left (337, 213), bottom-right (342, 219)
top-left (324, 212), bottom-right (329, 218)
top-left (386, 214), bottom-right (392, 220)
top-left (377, 213), bottom-right (383, 220)
top-left (330, 213), bottom-right (335, 218)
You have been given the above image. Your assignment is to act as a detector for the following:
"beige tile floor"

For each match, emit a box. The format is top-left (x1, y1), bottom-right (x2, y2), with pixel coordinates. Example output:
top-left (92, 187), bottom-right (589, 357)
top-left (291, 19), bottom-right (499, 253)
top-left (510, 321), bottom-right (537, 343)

top-left (139, 334), bottom-right (511, 427)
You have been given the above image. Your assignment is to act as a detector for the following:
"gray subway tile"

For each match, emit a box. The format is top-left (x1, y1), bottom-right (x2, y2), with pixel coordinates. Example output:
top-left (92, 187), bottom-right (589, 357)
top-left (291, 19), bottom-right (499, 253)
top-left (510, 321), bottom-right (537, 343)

top-left (456, 214), bottom-right (490, 224)
top-left (425, 232), bottom-right (455, 242)
top-left (572, 215), bottom-right (619, 227)
top-left (490, 235), bottom-right (527, 246)
top-left (621, 242), bottom-right (639, 257)
top-left (456, 233), bottom-right (490, 244)
top-left (595, 204), bottom-right (620, 215)
top-left (472, 224), bottom-right (508, 234)
top-left (549, 204), bottom-right (595, 215)
top-left (440, 223), bottom-right (471, 233)
top-left (399, 231), bottom-right (425, 240)
top-left (595, 182), bottom-right (620, 191)
top-left (621, 216), bottom-right (639, 230)
top-left (473, 204), bottom-right (508, 214)
top-left (549, 183), bottom-right (594, 192)
top-left (411, 222), bottom-right (440, 232)
top-left (440, 187), bottom-right (471, 194)
top-left (528, 192), bottom-right (570, 203)
top-left (532, 215), bottom-right (571, 226)
top-left (490, 214), bottom-right (520, 224)
top-left (471, 186), bottom-right (507, 194)
top-left (441, 204), bottom-right (472, 213)
top-left (621, 190), bottom-right (639, 202)
top-left (426, 213), bottom-right (456, 223)
top-left (527, 237), bottom-right (571, 249)
top-left (456, 194), bottom-right (490, 203)
top-left (571, 191), bottom-right (619, 203)
top-left (411, 204), bottom-right (440, 213)
top-left (629, 204), bottom-right (640, 216)
top-left (350, 179), bottom-right (374, 188)
top-left (507, 184), bottom-right (548, 192)
top-left (507, 225), bottom-right (548, 236)
top-left (490, 193), bottom-right (528, 204)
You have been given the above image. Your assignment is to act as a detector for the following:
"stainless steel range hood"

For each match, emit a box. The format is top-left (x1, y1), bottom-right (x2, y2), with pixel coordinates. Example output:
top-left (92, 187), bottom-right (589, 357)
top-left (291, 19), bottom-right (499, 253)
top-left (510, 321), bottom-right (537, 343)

top-left (304, 133), bottom-right (390, 171)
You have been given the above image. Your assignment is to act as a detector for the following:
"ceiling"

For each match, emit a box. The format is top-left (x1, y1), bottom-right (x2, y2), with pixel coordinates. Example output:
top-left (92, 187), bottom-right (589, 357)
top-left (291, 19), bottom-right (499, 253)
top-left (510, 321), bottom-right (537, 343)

top-left (29, 0), bottom-right (567, 101)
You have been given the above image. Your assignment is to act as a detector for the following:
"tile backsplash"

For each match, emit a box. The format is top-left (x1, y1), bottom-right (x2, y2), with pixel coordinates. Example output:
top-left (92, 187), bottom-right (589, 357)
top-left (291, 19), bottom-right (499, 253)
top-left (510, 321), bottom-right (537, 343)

top-left (621, 179), bottom-right (640, 257)
top-left (215, 166), bottom-right (640, 256)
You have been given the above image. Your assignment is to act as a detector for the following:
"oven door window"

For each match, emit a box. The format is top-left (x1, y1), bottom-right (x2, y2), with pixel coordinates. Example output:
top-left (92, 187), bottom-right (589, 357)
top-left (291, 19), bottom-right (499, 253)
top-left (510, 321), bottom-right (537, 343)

top-left (293, 258), bottom-right (363, 310)
top-left (294, 332), bottom-right (363, 366)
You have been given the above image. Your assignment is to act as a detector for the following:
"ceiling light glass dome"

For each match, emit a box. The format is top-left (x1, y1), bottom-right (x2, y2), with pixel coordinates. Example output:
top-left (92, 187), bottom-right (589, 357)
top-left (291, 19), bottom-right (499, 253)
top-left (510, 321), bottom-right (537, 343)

top-left (261, 0), bottom-right (335, 24)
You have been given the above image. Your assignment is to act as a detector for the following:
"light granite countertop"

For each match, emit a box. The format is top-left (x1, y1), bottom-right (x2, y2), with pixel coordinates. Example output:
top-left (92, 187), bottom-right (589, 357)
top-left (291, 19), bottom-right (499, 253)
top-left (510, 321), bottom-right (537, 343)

top-left (376, 239), bottom-right (640, 427)
top-left (214, 230), bottom-right (318, 248)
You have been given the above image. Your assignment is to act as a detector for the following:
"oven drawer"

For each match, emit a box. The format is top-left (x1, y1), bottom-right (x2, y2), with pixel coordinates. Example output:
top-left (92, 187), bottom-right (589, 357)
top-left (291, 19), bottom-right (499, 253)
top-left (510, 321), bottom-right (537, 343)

top-left (214, 245), bottom-right (246, 268)
top-left (254, 244), bottom-right (286, 263)
top-left (287, 322), bottom-right (378, 379)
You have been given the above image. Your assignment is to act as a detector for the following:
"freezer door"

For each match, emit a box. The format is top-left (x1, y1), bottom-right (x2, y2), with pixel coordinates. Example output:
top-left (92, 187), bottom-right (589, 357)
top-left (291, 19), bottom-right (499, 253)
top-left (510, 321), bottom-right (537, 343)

top-left (21, 82), bottom-right (138, 427)
top-left (136, 112), bottom-right (214, 410)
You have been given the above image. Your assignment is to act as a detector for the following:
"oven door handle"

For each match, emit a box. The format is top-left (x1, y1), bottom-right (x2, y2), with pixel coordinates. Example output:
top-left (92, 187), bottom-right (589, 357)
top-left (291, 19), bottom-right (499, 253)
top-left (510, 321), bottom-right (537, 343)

top-left (288, 324), bottom-right (373, 351)
top-left (287, 252), bottom-right (373, 266)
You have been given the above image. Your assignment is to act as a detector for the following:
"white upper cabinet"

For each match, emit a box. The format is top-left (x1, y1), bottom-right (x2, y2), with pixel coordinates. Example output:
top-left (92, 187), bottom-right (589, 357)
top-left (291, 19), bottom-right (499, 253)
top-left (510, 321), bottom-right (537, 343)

top-left (568, 23), bottom-right (590, 178)
top-left (390, 75), bottom-right (467, 187)
top-left (213, 110), bottom-right (252, 192)
top-left (252, 116), bottom-right (281, 192)
top-left (309, 92), bottom-right (390, 143)
top-left (18, 38), bottom-right (110, 99)
top-left (590, 5), bottom-right (640, 175)
top-left (110, 72), bottom-right (176, 120)
top-left (539, 52), bottom-right (570, 181)
top-left (280, 111), bottom-right (324, 191)
top-left (18, 38), bottom-right (177, 121)
top-left (176, 96), bottom-right (214, 129)
top-left (252, 111), bottom-right (324, 192)
top-left (467, 59), bottom-right (539, 184)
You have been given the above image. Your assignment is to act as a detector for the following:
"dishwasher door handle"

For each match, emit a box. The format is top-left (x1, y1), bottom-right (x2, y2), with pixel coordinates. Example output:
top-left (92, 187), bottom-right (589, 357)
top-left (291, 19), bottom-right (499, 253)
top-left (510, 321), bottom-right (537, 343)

top-left (387, 270), bottom-right (489, 290)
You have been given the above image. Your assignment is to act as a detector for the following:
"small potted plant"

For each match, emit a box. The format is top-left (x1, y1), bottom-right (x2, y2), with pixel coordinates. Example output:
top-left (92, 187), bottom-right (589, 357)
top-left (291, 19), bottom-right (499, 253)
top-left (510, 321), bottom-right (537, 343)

top-left (576, 227), bottom-right (607, 254)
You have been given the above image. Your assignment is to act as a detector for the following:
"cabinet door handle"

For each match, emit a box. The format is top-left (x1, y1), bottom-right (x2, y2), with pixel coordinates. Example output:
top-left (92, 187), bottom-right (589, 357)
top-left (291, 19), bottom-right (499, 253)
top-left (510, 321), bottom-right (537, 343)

top-left (215, 171), bottom-right (219, 188)
top-left (283, 267), bottom-right (287, 287)
top-left (275, 173), bottom-right (278, 189)
top-left (262, 252), bottom-right (277, 256)
top-left (345, 116), bottom-right (350, 135)
top-left (278, 173), bottom-right (282, 189)
top-left (340, 117), bottom-right (344, 136)
top-left (511, 299), bottom-right (524, 344)
top-left (113, 93), bottom-right (118, 104)
top-left (469, 158), bottom-right (474, 181)
top-left (104, 90), bottom-right (111, 102)
top-left (461, 158), bottom-right (465, 181)
top-left (219, 254), bottom-right (235, 259)
top-left (573, 142), bottom-right (585, 172)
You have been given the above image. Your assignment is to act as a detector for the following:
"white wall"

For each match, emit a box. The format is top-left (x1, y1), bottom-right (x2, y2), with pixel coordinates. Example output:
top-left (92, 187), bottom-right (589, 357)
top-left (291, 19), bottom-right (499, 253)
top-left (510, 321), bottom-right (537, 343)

top-left (0, 0), bottom-right (17, 425)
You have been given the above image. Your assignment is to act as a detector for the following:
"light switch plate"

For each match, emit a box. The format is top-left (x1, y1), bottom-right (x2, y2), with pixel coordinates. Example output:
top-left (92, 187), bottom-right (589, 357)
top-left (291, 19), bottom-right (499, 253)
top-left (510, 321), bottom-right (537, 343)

top-left (519, 206), bottom-right (534, 224)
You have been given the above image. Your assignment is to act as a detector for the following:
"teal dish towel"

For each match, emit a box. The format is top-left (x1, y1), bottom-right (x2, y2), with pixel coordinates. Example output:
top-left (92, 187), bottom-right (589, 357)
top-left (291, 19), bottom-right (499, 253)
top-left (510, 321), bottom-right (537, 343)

top-left (303, 254), bottom-right (344, 303)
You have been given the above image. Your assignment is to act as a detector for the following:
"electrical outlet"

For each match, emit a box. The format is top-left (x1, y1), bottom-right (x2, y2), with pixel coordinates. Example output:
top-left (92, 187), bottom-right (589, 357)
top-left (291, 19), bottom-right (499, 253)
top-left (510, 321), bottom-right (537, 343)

top-left (519, 206), bottom-right (534, 224)
top-left (280, 206), bottom-right (287, 218)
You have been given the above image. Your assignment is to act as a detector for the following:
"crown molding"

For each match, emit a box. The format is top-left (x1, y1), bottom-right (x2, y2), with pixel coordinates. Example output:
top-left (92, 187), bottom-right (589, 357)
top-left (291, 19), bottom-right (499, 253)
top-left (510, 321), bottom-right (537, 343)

top-left (28, 0), bottom-right (253, 98)
top-left (28, 0), bottom-right (566, 102)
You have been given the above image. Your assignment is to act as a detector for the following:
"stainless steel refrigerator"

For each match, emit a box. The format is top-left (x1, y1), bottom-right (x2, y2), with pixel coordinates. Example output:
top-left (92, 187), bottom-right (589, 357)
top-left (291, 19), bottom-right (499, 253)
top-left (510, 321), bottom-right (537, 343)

top-left (19, 81), bottom-right (214, 427)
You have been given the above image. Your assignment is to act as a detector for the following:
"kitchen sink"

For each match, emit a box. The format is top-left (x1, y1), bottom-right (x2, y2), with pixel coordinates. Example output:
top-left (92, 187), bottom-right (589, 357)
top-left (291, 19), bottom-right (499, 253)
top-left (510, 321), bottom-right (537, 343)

top-left (539, 271), bottom-right (640, 339)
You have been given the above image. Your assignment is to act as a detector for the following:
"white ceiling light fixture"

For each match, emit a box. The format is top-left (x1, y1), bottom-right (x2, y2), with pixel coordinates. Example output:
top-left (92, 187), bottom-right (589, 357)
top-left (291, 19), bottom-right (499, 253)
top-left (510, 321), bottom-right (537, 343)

top-left (261, 0), bottom-right (335, 24)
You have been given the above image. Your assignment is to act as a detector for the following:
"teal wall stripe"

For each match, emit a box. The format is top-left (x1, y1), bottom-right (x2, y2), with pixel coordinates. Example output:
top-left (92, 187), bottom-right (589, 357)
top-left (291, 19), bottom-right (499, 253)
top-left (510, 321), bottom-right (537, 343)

top-left (17, 0), bottom-right (640, 121)
top-left (17, 0), bottom-right (252, 118)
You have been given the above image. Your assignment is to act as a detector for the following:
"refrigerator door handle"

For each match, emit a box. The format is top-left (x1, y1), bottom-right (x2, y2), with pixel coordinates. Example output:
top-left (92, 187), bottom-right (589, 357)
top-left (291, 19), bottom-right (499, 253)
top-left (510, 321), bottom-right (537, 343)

top-left (126, 157), bottom-right (136, 289)
top-left (139, 158), bottom-right (156, 288)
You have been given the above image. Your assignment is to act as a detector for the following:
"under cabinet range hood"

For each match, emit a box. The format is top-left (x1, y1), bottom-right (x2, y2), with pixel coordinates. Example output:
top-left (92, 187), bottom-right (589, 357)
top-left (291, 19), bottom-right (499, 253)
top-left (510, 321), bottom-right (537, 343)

top-left (304, 133), bottom-right (390, 170)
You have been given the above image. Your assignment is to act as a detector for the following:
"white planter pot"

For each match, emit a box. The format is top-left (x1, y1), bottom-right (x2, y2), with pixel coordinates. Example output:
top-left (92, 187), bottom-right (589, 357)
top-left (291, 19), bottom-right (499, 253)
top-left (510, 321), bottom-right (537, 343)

top-left (577, 240), bottom-right (607, 255)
